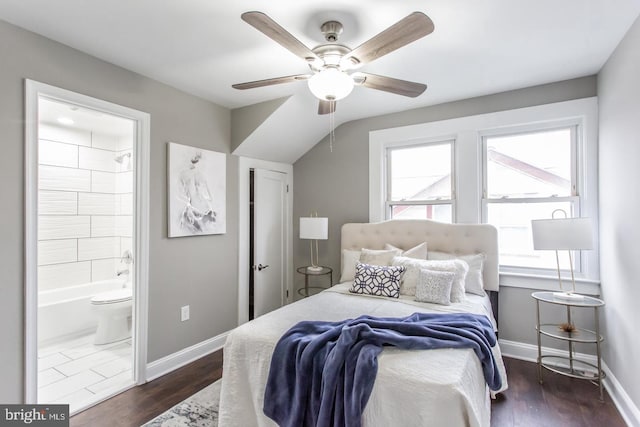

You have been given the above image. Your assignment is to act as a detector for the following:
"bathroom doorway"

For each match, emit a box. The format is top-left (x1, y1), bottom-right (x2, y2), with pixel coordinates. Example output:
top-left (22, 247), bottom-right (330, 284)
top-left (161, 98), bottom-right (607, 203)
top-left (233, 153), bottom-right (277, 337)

top-left (25, 81), bottom-right (150, 414)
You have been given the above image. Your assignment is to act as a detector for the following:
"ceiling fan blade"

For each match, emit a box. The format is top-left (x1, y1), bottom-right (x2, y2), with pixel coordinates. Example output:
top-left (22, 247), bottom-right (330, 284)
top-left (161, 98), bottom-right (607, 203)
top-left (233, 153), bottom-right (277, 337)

top-left (342, 12), bottom-right (434, 68)
top-left (232, 74), bottom-right (311, 90)
top-left (318, 100), bottom-right (336, 115)
top-left (242, 11), bottom-right (320, 63)
top-left (354, 72), bottom-right (427, 97)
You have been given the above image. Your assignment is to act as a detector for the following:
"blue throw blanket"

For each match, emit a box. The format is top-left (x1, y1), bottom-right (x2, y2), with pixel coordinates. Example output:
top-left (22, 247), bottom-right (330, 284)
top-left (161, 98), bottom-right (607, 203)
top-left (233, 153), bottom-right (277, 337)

top-left (263, 312), bottom-right (501, 427)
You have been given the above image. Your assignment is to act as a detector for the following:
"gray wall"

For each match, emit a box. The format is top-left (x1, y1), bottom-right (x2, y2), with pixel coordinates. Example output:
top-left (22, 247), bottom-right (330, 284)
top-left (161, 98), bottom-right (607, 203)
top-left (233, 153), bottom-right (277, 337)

top-left (293, 76), bottom-right (598, 336)
top-left (0, 20), bottom-right (237, 402)
top-left (598, 15), bottom-right (640, 412)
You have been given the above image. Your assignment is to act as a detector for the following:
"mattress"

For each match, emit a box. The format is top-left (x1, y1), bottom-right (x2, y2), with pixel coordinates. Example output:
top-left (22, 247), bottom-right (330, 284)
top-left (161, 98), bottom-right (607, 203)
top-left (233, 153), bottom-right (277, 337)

top-left (218, 284), bottom-right (508, 427)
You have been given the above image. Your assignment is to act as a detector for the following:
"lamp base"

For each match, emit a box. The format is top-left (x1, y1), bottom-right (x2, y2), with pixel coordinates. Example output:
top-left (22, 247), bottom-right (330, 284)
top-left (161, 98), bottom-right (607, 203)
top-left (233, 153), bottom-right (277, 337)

top-left (552, 291), bottom-right (585, 301)
top-left (306, 265), bottom-right (323, 272)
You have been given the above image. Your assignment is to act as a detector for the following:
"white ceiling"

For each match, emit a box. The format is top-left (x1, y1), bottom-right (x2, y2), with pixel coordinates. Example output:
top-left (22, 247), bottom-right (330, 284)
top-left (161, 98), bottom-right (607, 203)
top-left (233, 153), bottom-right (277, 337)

top-left (2, 1), bottom-right (639, 162)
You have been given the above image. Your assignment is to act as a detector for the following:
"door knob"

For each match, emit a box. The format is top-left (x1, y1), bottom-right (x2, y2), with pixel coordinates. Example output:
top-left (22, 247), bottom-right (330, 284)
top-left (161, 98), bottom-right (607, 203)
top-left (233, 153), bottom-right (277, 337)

top-left (257, 264), bottom-right (270, 271)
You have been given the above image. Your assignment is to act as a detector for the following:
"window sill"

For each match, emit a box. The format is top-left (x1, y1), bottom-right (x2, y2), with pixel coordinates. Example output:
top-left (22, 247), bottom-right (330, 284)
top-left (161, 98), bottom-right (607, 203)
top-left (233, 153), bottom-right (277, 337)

top-left (499, 271), bottom-right (601, 296)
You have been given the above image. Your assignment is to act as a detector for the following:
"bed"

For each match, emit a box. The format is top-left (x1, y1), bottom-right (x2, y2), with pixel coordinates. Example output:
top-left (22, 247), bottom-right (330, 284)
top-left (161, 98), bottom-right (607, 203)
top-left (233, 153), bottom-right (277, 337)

top-left (219, 219), bottom-right (508, 427)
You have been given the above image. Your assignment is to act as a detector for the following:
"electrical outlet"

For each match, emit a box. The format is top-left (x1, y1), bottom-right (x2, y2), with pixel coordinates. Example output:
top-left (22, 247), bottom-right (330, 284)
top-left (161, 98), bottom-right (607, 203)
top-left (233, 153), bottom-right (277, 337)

top-left (181, 305), bottom-right (190, 322)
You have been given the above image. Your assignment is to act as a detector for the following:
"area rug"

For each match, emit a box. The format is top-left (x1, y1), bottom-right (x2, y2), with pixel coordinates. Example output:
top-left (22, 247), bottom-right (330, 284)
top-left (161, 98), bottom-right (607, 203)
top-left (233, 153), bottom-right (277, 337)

top-left (141, 380), bottom-right (220, 426)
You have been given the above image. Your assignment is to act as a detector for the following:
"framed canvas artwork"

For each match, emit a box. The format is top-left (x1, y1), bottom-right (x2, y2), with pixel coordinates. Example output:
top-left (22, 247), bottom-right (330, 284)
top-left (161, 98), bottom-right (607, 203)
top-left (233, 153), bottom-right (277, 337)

top-left (167, 142), bottom-right (226, 237)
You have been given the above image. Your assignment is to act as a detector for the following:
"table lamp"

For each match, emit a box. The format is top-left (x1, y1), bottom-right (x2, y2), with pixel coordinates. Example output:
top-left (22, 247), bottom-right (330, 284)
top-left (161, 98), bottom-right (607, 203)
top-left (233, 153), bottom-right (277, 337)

top-left (531, 209), bottom-right (593, 300)
top-left (300, 216), bottom-right (328, 272)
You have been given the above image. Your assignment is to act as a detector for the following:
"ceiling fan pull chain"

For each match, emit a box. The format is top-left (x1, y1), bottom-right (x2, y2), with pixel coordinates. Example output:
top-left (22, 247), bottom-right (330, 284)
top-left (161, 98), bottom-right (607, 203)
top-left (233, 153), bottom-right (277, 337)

top-left (329, 109), bottom-right (335, 152)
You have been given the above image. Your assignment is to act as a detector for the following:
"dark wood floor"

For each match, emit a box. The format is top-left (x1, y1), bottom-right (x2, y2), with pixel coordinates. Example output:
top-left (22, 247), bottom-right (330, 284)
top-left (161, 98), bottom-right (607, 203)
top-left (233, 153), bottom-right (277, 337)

top-left (72, 351), bottom-right (625, 427)
top-left (70, 351), bottom-right (222, 427)
top-left (492, 357), bottom-right (625, 427)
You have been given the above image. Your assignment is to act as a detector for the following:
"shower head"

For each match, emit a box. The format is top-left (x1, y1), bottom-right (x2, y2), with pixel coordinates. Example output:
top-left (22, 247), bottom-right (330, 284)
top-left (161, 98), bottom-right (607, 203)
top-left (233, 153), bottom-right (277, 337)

top-left (114, 153), bottom-right (131, 164)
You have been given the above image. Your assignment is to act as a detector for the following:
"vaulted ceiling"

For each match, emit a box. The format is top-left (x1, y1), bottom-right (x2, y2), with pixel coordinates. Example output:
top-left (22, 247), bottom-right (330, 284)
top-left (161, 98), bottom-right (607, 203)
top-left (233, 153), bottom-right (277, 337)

top-left (1, 0), bottom-right (639, 162)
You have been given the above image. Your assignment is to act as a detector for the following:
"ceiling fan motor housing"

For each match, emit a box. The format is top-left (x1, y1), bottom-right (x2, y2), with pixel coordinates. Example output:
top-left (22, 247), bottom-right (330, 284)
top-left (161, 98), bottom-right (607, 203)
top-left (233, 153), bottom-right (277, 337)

top-left (320, 21), bottom-right (343, 42)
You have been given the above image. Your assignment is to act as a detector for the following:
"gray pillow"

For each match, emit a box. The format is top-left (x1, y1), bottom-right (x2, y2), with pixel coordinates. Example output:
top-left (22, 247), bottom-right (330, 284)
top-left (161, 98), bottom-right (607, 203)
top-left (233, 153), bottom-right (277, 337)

top-left (415, 268), bottom-right (455, 305)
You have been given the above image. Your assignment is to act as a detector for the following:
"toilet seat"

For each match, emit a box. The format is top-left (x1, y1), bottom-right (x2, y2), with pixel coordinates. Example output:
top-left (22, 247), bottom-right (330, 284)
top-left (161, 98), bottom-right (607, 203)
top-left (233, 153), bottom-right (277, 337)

top-left (91, 288), bottom-right (132, 305)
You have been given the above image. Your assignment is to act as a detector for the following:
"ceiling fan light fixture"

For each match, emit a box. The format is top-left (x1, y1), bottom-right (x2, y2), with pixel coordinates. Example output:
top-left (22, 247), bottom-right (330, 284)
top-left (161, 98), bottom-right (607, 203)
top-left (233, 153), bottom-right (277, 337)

top-left (307, 68), bottom-right (354, 101)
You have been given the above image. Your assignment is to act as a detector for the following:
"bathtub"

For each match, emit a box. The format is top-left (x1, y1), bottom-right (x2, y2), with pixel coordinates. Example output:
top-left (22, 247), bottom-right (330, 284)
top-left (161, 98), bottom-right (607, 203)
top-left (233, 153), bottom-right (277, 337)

top-left (38, 279), bottom-right (129, 345)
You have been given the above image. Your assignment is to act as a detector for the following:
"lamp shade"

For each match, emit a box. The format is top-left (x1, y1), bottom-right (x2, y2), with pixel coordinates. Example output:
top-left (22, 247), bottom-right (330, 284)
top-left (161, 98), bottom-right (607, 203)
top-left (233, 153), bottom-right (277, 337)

top-left (300, 217), bottom-right (328, 240)
top-left (531, 217), bottom-right (593, 250)
top-left (307, 68), bottom-right (354, 101)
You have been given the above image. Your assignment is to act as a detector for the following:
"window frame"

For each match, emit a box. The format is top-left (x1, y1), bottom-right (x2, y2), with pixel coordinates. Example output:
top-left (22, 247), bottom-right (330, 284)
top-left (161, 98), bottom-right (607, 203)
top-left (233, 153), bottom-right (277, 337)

top-left (481, 120), bottom-right (590, 276)
top-left (369, 97), bottom-right (599, 292)
top-left (384, 138), bottom-right (456, 222)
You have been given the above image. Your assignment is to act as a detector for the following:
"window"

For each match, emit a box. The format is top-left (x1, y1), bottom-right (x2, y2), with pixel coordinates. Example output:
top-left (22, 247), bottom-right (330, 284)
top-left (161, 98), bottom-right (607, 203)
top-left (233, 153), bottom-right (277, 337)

top-left (386, 141), bottom-right (454, 222)
top-left (483, 126), bottom-right (580, 272)
top-left (370, 98), bottom-right (598, 287)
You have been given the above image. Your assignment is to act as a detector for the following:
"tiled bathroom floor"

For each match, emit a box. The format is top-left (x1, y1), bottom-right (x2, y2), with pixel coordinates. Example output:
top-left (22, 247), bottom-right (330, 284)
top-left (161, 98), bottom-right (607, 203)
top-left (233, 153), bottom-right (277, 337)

top-left (38, 333), bottom-right (133, 413)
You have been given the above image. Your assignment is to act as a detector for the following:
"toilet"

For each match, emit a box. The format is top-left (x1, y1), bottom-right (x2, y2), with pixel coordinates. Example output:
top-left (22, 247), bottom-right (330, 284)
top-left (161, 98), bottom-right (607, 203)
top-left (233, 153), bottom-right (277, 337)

top-left (91, 287), bottom-right (133, 345)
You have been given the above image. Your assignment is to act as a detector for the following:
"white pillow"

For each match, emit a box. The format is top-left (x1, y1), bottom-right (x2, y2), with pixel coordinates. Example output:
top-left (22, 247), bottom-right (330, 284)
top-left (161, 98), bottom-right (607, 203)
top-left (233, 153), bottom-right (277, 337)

top-left (415, 269), bottom-right (454, 305)
top-left (340, 248), bottom-right (401, 283)
top-left (391, 256), bottom-right (468, 303)
top-left (428, 252), bottom-right (486, 296)
top-left (340, 249), bottom-right (361, 282)
top-left (384, 242), bottom-right (427, 259)
top-left (359, 248), bottom-right (397, 266)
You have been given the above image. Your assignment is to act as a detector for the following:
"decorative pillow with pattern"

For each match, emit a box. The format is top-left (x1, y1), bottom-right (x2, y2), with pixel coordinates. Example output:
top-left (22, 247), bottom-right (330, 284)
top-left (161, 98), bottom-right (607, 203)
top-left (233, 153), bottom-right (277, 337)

top-left (415, 268), bottom-right (455, 305)
top-left (349, 262), bottom-right (406, 298)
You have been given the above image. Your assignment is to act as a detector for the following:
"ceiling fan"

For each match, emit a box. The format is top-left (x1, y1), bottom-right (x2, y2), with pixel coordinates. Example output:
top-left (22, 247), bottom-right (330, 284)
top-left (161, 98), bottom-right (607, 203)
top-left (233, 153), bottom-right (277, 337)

top-left (232, 11), bottom-right (435, 115)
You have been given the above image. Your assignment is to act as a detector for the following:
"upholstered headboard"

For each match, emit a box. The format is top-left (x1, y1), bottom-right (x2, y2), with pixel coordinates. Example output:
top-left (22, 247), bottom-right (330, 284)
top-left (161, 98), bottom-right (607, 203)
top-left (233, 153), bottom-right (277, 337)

top-left (341, 219), bottom-right (499, 292)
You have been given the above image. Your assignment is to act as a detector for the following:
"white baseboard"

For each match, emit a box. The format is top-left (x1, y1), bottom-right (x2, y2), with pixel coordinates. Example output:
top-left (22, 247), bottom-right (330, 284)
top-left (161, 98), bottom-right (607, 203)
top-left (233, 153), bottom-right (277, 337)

top-left (146, 331), bottom-right (229, 382)
top-left (601, 362), bottom-right (640, 427)
top-left (499, 339), bottom-right (640, 427)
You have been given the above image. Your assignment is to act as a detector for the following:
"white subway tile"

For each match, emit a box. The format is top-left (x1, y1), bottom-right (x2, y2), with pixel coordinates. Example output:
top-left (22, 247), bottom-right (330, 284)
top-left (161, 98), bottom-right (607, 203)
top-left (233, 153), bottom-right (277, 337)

top-left (116, 171), bottom-right (133, 194)
top-left (39, 370), bottom-right (105, 403)
top-left (117, 133), bottom-right (134, 151)
top-left (92, 259), bottom-right (118, 281)
top-left (116, 216), bottom-right (133, 237)
top-left (38, 368), bottom-right (66, 388)
top-left (78, 237), bottom-right (120, 261)
top-left (91, 133), bottom-right (119, 151)
top-left (38, 261), bottom-right (91, 291)
top-left (39, 165), bottom-right (90, 192)
top-left (91, 171), bottom-right (116, 193)
top-left (38, 352), bottom-right (72, 372)
top-left (38, 239), bottom-right (77, 266)
top-left (57, 343), bottom-right (130, 377)
top-left (39, 191), bottom-right (77, 215)
top-left (78, 193), bottom-right (117, 215)
top-left (91, 216), bottom-right (116, 237)
top-left (39, 139), bottom-right (78, 168)
top-left (79, 147), bottom-right (117, 173)
top-left (119, 194), bottom-right (133, 215)
top-left (120, 237), bottom-right (132, 255)
top-left (40, 124), bottom-right (91, 147)
top-left (86, 369), bottom-right (132, 395)
top-left (39, 216), bottom-right (90, 240)
top-left (92, 358), bottom-right (131, 378)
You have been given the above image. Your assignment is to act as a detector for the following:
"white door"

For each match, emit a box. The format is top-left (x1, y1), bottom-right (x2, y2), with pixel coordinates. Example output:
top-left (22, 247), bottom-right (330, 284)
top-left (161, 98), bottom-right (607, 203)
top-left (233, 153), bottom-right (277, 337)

top-left (253, 169), bottom-right (287, 317)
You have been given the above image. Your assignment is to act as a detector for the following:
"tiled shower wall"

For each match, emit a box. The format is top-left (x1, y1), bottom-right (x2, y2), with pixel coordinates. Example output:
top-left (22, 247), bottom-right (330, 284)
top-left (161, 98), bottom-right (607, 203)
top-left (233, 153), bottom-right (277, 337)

top-left (38, 124), bottom-right (133, 291)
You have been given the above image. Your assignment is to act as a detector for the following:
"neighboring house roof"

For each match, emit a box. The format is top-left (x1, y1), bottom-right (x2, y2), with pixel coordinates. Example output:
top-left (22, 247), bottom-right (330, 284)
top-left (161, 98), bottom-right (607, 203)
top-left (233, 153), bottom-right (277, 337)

top-left (391, 148), bottom-right (568, 217)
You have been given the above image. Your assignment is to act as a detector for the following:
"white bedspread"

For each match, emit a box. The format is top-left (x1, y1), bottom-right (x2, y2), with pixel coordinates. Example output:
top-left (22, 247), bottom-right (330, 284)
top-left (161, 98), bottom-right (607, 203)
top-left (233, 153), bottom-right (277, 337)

top-left (218, 284), bottom-right (508, 427)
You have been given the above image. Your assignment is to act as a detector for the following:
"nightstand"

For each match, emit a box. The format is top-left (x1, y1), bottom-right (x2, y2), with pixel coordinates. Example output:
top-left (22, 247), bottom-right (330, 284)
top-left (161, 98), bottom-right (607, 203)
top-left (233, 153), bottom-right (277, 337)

top-left (532, 291), bottom-right (605, 401)
top-left (296, 266), bottom-right (332, 297)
